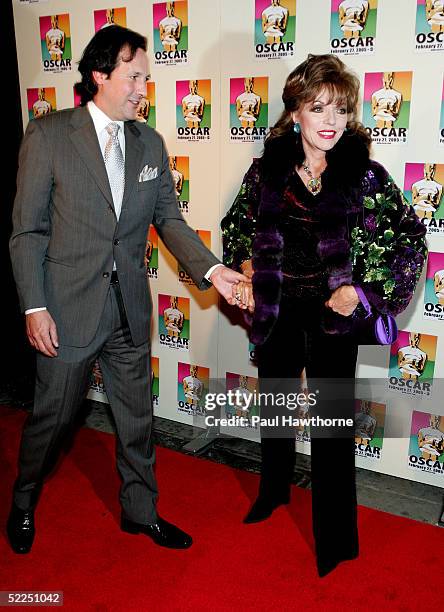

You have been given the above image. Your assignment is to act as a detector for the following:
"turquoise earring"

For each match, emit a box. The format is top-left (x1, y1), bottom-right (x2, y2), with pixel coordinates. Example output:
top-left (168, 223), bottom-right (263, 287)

top-left (293, 122), bottom-right (301, 134)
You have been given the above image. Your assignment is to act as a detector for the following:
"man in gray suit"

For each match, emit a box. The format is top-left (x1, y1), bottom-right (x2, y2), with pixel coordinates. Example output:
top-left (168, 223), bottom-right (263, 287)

top-left (8, 26), bottom-right (248, 554)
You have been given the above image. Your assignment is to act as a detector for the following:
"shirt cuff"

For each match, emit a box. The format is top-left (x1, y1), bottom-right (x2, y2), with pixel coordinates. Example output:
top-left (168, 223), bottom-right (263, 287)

top-left (205, 263), bottom-right (224, 282)
top-left (25, 307), bottom-right (47, 315)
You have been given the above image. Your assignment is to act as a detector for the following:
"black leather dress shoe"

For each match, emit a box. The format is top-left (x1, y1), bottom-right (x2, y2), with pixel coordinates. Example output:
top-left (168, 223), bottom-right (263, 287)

top-left (121, 516), bottom-right (192, 549)
top-left (6, 503), bottom-right (35, 554)
top-left (243, 495), bottom-right (290, 524)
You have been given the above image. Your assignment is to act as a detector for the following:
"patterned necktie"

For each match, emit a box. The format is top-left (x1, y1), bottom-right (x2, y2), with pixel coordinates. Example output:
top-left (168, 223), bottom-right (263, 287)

top-left (104, 122), bottom-right (125, 219)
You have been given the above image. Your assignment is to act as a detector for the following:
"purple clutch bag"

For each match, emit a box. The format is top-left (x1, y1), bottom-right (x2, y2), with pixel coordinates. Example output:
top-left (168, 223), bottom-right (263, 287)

top-left (352, 286), bottom-right (398, 345)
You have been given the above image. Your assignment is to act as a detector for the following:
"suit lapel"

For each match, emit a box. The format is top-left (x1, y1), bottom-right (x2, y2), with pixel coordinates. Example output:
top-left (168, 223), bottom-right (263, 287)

top-left (68, 108), bottom-right (145, 219)
top-left (122, 122), bottom-right (144, 209)
top-left (69, 106), bottom-right (115, 215)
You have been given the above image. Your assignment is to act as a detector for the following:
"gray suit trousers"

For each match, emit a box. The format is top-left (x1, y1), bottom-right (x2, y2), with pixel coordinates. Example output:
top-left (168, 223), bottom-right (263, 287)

top-left (14, 282), bottom-right (158, 524)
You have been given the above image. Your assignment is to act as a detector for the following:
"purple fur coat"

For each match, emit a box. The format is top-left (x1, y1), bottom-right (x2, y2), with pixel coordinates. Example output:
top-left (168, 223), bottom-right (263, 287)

top-left (222, 132), bottom-right (427, 346)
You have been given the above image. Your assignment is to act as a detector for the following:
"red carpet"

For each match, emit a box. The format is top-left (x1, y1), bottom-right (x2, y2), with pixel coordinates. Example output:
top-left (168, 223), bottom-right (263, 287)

top-left (1, 404), bottom-right (443, 611)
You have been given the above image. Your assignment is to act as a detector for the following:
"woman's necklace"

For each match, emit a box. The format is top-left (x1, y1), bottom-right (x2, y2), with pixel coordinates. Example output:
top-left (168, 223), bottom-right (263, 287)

top-left (302, 160), bottom-right (322, 195)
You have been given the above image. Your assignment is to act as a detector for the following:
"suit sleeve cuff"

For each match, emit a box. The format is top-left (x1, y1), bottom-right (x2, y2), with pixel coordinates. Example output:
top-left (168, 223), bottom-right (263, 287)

top-left (25, 307), bottom-right (47, 315)
top-left (205, 263), bottom-right (224, 282)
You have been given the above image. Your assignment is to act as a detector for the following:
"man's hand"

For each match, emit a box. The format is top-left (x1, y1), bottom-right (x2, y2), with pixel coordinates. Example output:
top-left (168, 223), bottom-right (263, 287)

top-left (209, 266), bottom-right (251, 308)
top-left (26, 310), bottom-right (59, 357)
top-left (325, 285), bottom-right (360, 317)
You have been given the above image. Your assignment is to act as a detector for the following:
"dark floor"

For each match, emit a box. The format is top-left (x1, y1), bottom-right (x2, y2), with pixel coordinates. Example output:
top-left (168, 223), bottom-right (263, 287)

top-left (2, 388), bottom-right (443, 527)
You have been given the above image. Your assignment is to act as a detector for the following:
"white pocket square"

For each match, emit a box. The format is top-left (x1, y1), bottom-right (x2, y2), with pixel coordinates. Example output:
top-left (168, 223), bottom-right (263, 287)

top-left (139, 165), bottom-right (158, 182)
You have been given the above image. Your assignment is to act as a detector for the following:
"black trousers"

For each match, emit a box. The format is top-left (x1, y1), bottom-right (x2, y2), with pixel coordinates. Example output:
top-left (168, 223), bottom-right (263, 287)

top-left (255, 298), bottom-right (359, 575)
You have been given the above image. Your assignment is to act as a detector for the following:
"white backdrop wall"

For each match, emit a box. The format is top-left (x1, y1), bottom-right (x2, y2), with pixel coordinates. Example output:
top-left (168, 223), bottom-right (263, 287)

top-left (12, 0), bottom-right (444, 487)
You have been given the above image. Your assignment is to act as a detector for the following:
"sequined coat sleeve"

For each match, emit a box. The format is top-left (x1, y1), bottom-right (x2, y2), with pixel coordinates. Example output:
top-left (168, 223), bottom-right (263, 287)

top-left (221, 160), bottom-right (261, 270)
top-left (351, 165), bottom-right (428, 316)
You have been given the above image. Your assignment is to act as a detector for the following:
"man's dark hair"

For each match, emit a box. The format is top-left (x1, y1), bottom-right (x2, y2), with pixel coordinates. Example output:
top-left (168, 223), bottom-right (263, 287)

top-left (74, 25), bottom-right (147, 106)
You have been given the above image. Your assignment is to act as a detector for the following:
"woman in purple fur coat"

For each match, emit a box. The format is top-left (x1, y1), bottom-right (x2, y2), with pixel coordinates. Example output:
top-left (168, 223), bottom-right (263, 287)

top-left (221, 54), bottom-right (427, 577)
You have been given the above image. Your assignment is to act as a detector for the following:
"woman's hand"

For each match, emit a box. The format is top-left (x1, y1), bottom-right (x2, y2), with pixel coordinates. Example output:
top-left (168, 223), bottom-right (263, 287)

top-left (230, 259), bottom-right (255, 312)
top-left (233, 281), bottom-right (255, 313)
top-left (325, 285), bottom-right (359, 317)
top-left (240, 259), bottom-right (254, 279)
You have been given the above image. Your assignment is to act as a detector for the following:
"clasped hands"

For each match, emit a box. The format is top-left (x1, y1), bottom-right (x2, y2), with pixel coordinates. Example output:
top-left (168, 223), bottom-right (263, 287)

top-left (231, 259), bottom-right (255, 313)
top-left (209, 263), bottom-right (253, 310)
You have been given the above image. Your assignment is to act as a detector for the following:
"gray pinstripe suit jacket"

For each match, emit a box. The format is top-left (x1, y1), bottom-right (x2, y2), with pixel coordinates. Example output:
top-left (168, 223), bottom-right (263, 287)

top-left (10, 105), bottom-right (219, 347)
